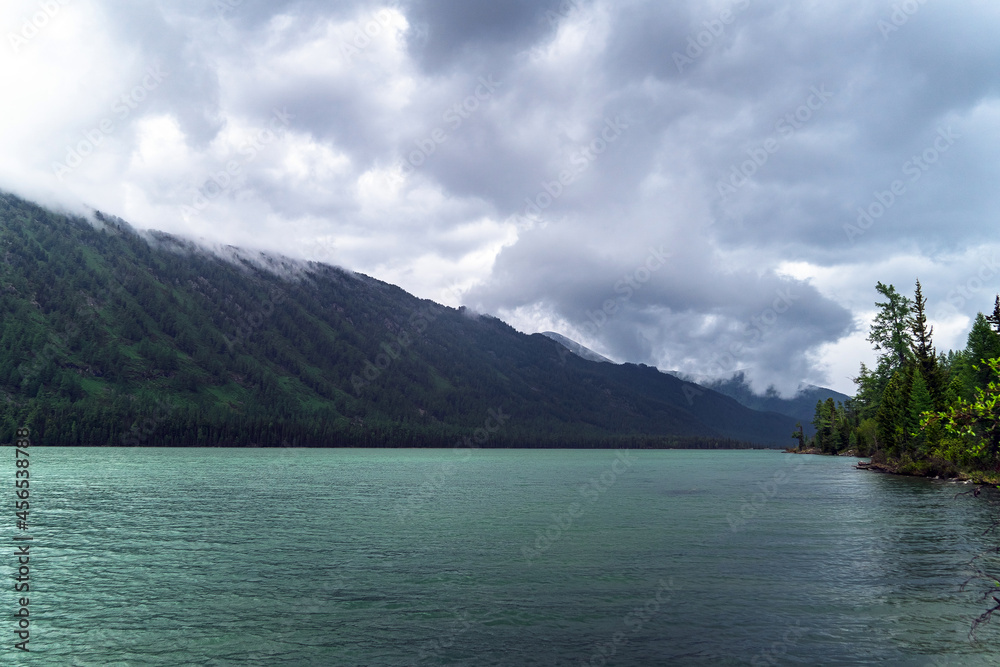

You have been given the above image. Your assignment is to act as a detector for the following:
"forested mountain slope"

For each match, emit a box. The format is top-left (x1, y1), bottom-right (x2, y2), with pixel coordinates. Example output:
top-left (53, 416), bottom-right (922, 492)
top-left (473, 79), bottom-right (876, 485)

top-left (0, 193), bottom-right (797, 447)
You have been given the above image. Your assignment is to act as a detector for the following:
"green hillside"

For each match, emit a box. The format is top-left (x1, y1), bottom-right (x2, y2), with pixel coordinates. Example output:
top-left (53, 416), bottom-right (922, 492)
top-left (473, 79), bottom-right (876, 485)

top-left (0, 193), bottom-right (797, 447)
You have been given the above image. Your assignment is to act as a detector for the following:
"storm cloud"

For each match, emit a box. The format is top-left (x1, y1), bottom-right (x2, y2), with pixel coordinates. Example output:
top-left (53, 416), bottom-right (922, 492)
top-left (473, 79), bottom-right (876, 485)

top-left (2, 0), bottom-right (997, 395)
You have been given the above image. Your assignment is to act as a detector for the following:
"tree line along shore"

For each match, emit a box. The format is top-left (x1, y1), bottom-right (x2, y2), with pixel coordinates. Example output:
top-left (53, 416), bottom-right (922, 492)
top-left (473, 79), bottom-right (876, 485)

top-left (791, 281), bottom-right (1000, 486)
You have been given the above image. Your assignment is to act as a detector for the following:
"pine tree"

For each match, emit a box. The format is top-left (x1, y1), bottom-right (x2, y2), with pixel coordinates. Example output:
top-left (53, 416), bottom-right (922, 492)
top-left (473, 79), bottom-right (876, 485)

top-left (908, 279), bottom-right (944, 408)
top-left (868, 281), bottom-right (914, 385)
top-left (985, 295), bottom-right (1000, 333)
top-left (811, 400), bottom-right (827, 450)
top-left (852, 362), bottom-right (884, 420)
top-left (876, 370), bottom-right (911, 458)
top-left (824, 397), bottom-right (840, 454)
top-left (791, 422), bottom-right (805, 451)
top-left (908, 367), bottom-right (934, 452)
top-left (964, 313), bottom-right (1000, 393)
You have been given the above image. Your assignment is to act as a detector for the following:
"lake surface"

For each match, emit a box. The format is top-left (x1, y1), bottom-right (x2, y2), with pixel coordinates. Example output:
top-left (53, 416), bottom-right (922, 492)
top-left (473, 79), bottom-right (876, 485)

top-left (4, 447), bottom-right (1000, 665)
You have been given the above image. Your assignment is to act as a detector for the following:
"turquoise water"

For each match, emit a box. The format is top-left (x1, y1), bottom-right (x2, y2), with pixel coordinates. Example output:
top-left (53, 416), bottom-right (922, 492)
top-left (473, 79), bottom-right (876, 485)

top-left (3, 447), bottom-right (1000, 665)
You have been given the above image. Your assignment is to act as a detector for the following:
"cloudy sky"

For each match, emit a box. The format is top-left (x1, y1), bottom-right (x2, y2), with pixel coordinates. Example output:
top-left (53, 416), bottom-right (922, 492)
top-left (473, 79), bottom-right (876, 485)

top-left (1, 0), bottom-right (998, 396)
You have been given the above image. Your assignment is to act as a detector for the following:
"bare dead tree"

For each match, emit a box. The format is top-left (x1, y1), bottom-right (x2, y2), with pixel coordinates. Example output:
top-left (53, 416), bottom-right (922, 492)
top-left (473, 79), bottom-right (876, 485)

top-left (956, 486), bottom-right (1000, 640)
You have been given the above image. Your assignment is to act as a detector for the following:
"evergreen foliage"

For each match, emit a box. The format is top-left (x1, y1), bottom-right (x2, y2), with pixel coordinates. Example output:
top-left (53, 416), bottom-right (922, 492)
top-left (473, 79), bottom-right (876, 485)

top-left (0, 193), bottom-right (796, 448)
top-left (811, 279), bottom-right (1000, 478)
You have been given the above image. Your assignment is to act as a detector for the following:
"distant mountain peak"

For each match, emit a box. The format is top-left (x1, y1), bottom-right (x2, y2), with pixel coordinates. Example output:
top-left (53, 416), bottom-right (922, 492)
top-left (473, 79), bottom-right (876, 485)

top-left (664, 370), bottom-right (851, 435)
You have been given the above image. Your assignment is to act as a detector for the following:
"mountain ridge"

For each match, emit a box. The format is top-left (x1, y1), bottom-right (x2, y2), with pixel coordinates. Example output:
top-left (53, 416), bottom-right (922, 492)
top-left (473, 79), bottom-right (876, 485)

top-left (540, 331), bottom-right (614, 364)
top-left (544, 334), bottom-right (851, 435)
top-left (0, 192), bottom-right (799, 448)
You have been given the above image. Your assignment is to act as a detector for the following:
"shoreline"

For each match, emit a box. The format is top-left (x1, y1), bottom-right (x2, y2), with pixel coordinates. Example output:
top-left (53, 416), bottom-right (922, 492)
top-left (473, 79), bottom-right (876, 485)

top-left (785, 447), bottom-right (999, 486)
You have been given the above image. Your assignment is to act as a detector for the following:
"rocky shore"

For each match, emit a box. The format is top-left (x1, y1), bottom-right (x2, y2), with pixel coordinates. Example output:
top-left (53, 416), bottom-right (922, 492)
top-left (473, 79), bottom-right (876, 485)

top-left (785, 447), bottom-right (997, 485)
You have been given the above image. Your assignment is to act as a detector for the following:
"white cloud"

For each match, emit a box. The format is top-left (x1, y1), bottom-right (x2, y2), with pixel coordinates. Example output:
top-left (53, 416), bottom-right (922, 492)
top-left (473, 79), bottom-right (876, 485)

top-left (2, 0), bottom-right (998, 396)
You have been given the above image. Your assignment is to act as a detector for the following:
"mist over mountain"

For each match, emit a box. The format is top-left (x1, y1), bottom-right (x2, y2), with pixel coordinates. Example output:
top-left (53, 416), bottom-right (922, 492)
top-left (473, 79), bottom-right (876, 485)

top-left (541, 332), bottom-right (613, 364)
top-left (683, 371), bottom-right (852, 436)
top-left (543, 332), bottom-right (851, 435)
top-left (0, 193), bottom-right (804, 448)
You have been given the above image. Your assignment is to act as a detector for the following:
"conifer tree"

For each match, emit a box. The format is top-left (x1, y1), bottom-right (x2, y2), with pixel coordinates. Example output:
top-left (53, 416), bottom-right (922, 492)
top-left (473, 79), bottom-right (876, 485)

top-left (824, 397), bottom-right (840, 453)
top-left (791, 422), bottom-right (805, 451)
top-left (907, 366), bottom-right (934, 452)
top-left (876, 371), bottom-right (911, 457)
top-left (964, 313), bottom-right (1000, 392)
top-left (867, 282), bottom-right (915, 415)
top-left (908, 279), bottom-right (944, 408)
top-left (985, 295), bottom-right (1000, 333)
top-left (869, 282), bottom-right (914, 369)
top-left (852, 362), bottom-right (882, 420)
top-left (811, 399), bottom-right (828, 450)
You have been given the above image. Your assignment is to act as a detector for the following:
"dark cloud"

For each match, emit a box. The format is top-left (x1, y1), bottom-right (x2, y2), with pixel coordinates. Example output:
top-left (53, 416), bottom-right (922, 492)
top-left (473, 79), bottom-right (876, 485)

top-left (404, 0), bottom-right (568, 72)
top-left (1, 0), bottom-right (998, 395)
